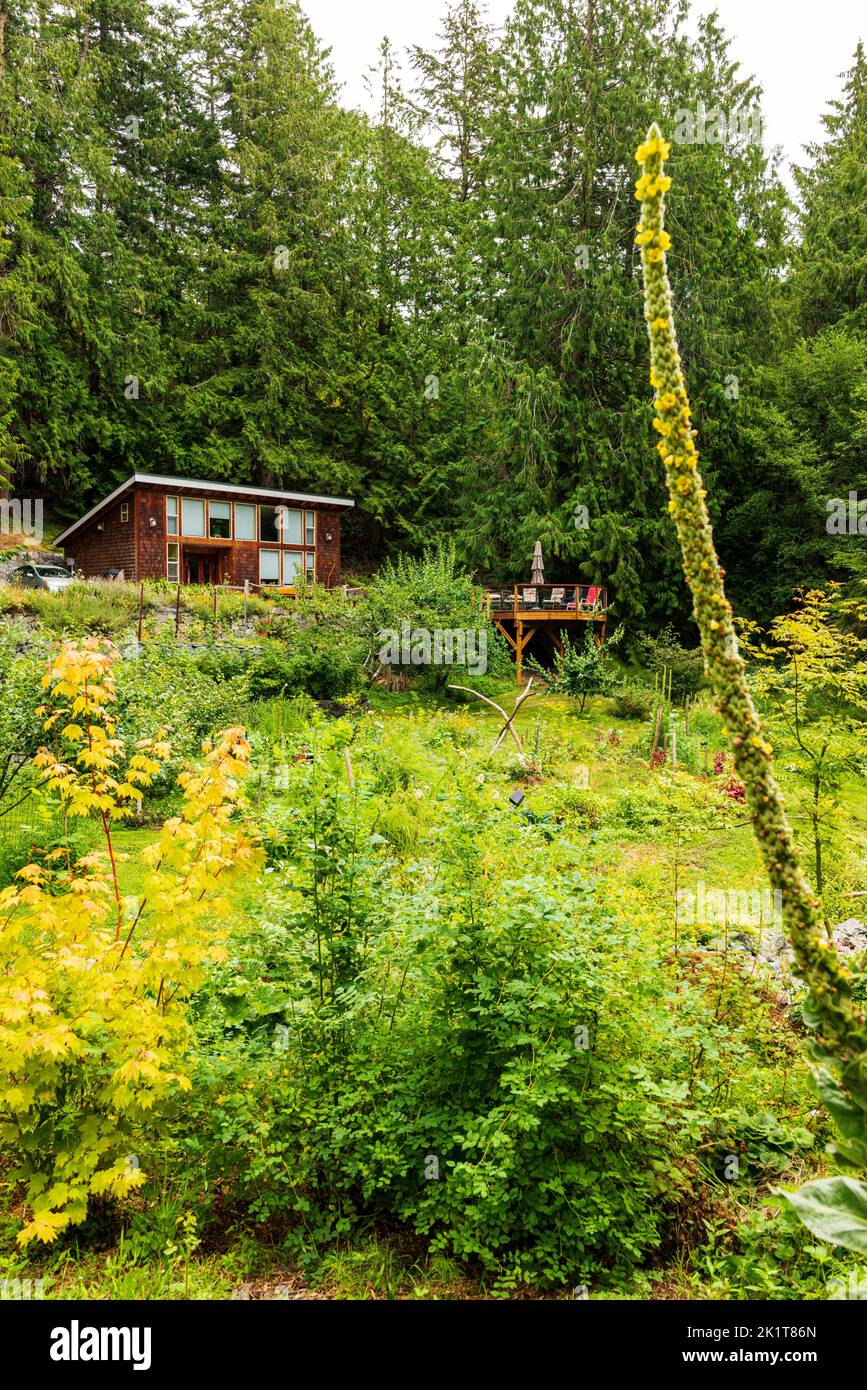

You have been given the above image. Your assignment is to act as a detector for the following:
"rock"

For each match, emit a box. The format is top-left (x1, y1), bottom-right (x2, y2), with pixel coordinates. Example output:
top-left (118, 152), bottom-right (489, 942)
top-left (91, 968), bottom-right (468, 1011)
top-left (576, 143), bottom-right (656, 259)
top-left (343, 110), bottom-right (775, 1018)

top-left (831, 918), bottom-right (867, 956)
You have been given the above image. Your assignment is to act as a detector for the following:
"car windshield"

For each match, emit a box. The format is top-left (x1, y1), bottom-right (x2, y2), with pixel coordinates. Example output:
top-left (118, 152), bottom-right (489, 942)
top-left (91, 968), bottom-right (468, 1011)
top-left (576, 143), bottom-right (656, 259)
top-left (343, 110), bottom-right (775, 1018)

top-left (34, 566), bottom-right (70, 578)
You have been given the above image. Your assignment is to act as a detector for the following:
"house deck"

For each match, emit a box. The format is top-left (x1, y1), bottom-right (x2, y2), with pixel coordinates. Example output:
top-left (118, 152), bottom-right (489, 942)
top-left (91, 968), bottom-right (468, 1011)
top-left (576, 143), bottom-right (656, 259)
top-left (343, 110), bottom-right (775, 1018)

top-left (485, 584), bottom-right (608, 684)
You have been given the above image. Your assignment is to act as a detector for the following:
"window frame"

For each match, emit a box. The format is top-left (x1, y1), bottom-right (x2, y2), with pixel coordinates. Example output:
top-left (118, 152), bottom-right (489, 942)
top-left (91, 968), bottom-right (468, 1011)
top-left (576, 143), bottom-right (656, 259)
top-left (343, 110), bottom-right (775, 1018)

top-left (234, 503), bottom-right (256, 541)
top-left (208, 499), bottom-right (232, 540)
top-left (181, 496), bottom-right (206, 538)
top-left (259, 548), bottom-right (281, 585)
top-left (166, 541), bottom-right (180, 583)
top-left (166, 496), bottom-right (179, 535)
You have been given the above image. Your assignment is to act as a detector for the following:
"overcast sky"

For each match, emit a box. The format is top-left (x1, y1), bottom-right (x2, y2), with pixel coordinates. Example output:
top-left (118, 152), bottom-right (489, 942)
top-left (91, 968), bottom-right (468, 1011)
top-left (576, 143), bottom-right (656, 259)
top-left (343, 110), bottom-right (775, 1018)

top-left (305, 0), bottom-right (864, 186)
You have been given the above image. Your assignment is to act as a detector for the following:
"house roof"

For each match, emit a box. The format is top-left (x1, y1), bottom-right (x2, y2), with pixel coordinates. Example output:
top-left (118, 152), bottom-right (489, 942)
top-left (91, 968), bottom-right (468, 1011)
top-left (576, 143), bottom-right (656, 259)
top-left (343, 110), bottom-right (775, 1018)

top-left (54, 473), bottom-right (355, 546)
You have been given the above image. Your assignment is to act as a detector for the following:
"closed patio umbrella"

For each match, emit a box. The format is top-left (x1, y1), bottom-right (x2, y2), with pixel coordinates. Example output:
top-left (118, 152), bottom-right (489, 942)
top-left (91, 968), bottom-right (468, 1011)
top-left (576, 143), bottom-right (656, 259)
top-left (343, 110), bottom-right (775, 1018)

top-left (530, 540), bottom-right (544, 586)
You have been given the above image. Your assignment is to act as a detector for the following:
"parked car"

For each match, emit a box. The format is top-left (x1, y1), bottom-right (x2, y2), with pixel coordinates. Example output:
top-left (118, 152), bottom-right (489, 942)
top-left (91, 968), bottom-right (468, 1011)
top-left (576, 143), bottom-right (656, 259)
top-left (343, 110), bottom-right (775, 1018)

top-left (8, 562), bottom-right (76, 592)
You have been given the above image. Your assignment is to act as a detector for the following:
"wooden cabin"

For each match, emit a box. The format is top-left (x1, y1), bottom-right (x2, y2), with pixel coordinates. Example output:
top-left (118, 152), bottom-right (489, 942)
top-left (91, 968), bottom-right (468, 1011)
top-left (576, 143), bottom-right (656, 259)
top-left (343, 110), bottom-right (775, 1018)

top-left (54, 473), bottom-right (354, 588)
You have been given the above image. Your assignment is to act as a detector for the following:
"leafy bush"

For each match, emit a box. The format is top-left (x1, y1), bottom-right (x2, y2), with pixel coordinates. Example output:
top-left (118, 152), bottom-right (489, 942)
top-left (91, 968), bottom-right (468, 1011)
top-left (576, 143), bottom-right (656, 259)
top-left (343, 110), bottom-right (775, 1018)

top-left (612, 680), bottom-right (653, 719)
top-left (555, 786), bottom-right (603, 828)
top-left (544, 629), bottom-right (617, 711)
top-left (612, 784), bottom-right (668, 829)
top-left (114, 643), bottom-right (252, 785)
top-left (359, 541), bottom-right (509, 690)
top-left (247, 629), bottom-right (364, 701)
top-left (0, 639), bottom-right (262, 1245)
top-left (635, 624), bottom-right (706, 701)
top-left (179, 749), bottom-right (698, 1290)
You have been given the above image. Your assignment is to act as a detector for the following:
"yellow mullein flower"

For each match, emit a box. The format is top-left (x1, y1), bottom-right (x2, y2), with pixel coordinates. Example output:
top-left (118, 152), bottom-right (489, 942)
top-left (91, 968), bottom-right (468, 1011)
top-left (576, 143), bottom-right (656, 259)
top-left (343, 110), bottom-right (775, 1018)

top-left (651, 317), bottom-right (668, 331)
top-left (648, 249), bottom-right (663, 262)
top-left (658, 393), bottom-right (676, 410)
top-left (657, 231), bottom-right (671, 250)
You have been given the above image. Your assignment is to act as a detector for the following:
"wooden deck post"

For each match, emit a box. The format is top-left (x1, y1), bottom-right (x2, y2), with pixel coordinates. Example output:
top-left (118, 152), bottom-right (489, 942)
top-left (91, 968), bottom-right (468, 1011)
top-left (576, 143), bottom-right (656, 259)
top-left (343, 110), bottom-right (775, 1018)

top-left (516, 618), bottom-right (523, 686)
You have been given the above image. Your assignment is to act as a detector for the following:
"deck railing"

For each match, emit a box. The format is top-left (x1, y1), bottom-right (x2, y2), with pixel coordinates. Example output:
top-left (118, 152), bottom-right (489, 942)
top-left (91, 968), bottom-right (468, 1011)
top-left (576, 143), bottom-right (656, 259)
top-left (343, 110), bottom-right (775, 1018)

top-left (485, 584), bottom-right (608, 618)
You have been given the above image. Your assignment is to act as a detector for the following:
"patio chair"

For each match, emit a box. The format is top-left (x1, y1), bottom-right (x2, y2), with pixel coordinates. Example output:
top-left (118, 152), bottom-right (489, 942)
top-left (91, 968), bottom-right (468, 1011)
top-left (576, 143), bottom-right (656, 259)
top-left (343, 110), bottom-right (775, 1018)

top-left (543, 586), bottom-right (565, 610)
top-left (581, 585), bottom-right (600, 611)
top-left (521, 587), bottom-right (540, 610)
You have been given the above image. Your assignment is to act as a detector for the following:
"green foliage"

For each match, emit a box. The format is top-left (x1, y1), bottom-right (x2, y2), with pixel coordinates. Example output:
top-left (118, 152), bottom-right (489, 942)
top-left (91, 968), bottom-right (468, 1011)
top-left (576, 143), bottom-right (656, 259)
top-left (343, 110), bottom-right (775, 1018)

top-left (247, 631), bottom-right (364, 702)
top-left (545, 629), bottom-right (617, 712)
top-left (612, 681), bottom-right (653, 719)
top-left (634, 625), bottom-right (706, 702)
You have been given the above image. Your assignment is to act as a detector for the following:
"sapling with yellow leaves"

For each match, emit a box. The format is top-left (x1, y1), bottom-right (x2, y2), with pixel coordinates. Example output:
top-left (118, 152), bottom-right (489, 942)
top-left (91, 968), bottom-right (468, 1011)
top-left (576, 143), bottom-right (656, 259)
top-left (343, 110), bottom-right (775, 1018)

top-left (635, 126), bottom-right (867, 1254)
top-left (0, 637), bottom-right (262, 1246)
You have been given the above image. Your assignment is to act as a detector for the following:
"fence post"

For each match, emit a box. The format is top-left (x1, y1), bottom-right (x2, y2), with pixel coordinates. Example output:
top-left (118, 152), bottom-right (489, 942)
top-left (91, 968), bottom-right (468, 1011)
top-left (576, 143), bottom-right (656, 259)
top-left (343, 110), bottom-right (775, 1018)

top-left (243, 579), bottom-right (249, 633)
top-left (175, 582), bottom-right (181, 638)
top-left (213, 584), bottom-right (218, 640)
top-left (137, 582), bottom-right (144, 644)
top-left (651, 706), bottom-right (662, 761)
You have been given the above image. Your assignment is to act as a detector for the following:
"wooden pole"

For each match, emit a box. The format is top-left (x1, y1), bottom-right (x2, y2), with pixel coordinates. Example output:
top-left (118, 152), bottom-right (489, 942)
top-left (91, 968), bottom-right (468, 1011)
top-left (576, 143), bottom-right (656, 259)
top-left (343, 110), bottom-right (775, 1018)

top-left (137, 581), bottom-right (144, 644)
top-left (651, 706), bottom-right (662, 761)
top-left (243, 578), bottom-right (249, 633)
top-left (175, 582), bottom-right (181, 637)
top-left (684, 695), bottom-right (690, 737)
top-left (212, 584), bottom-right (218, 639)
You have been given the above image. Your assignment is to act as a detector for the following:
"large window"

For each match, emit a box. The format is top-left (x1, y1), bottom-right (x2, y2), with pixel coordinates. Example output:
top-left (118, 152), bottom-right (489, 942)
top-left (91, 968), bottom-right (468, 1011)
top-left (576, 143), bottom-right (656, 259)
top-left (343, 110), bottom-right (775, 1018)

top-left (281, 550), bottom-right (315, 584)
top-left (209, 500), bottom-right (231, 539)
top-left (282, 551), bottom-right (303, 585)
top-left (259, 505), bottom-right (280, 543)
top-left (166, 542), bottom-right (179, 583)
top-left (166, 496), bottom-right (178, 535)
top-left (278, 507), bottom-right (303, 544)
top-left (234, 503), bottom-right (256, 540)
top-left (259, 549), bottom-right (280, 585)
top-left (181, 497), bottom-right (205, 537)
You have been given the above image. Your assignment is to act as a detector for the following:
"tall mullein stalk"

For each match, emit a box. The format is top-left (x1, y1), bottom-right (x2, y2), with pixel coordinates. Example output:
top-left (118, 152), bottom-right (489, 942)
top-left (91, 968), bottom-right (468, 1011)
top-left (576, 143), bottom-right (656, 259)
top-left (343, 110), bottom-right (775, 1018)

top-left (634, 125), bottom-right (867, 1087)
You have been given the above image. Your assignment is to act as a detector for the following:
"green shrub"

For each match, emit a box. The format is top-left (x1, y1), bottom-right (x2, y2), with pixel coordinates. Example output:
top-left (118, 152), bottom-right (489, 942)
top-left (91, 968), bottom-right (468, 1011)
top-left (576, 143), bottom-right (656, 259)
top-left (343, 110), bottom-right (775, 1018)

top-left (612, 680), bottom-right (653, 719)
top-left (180, 755), bottom-right (694, 1290)
top-left (635, 624), bottom-right (706, 701)
top-left (247, 630), bottom-right (364, 701)
top-left (359, 541), bottom-right (509, 689)
top-left (555, 786), bottom-right (603, 828)
top-left (545, 629), bottom-right (618, 711)
top-left (612, 784), bottom-right (668, 829)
